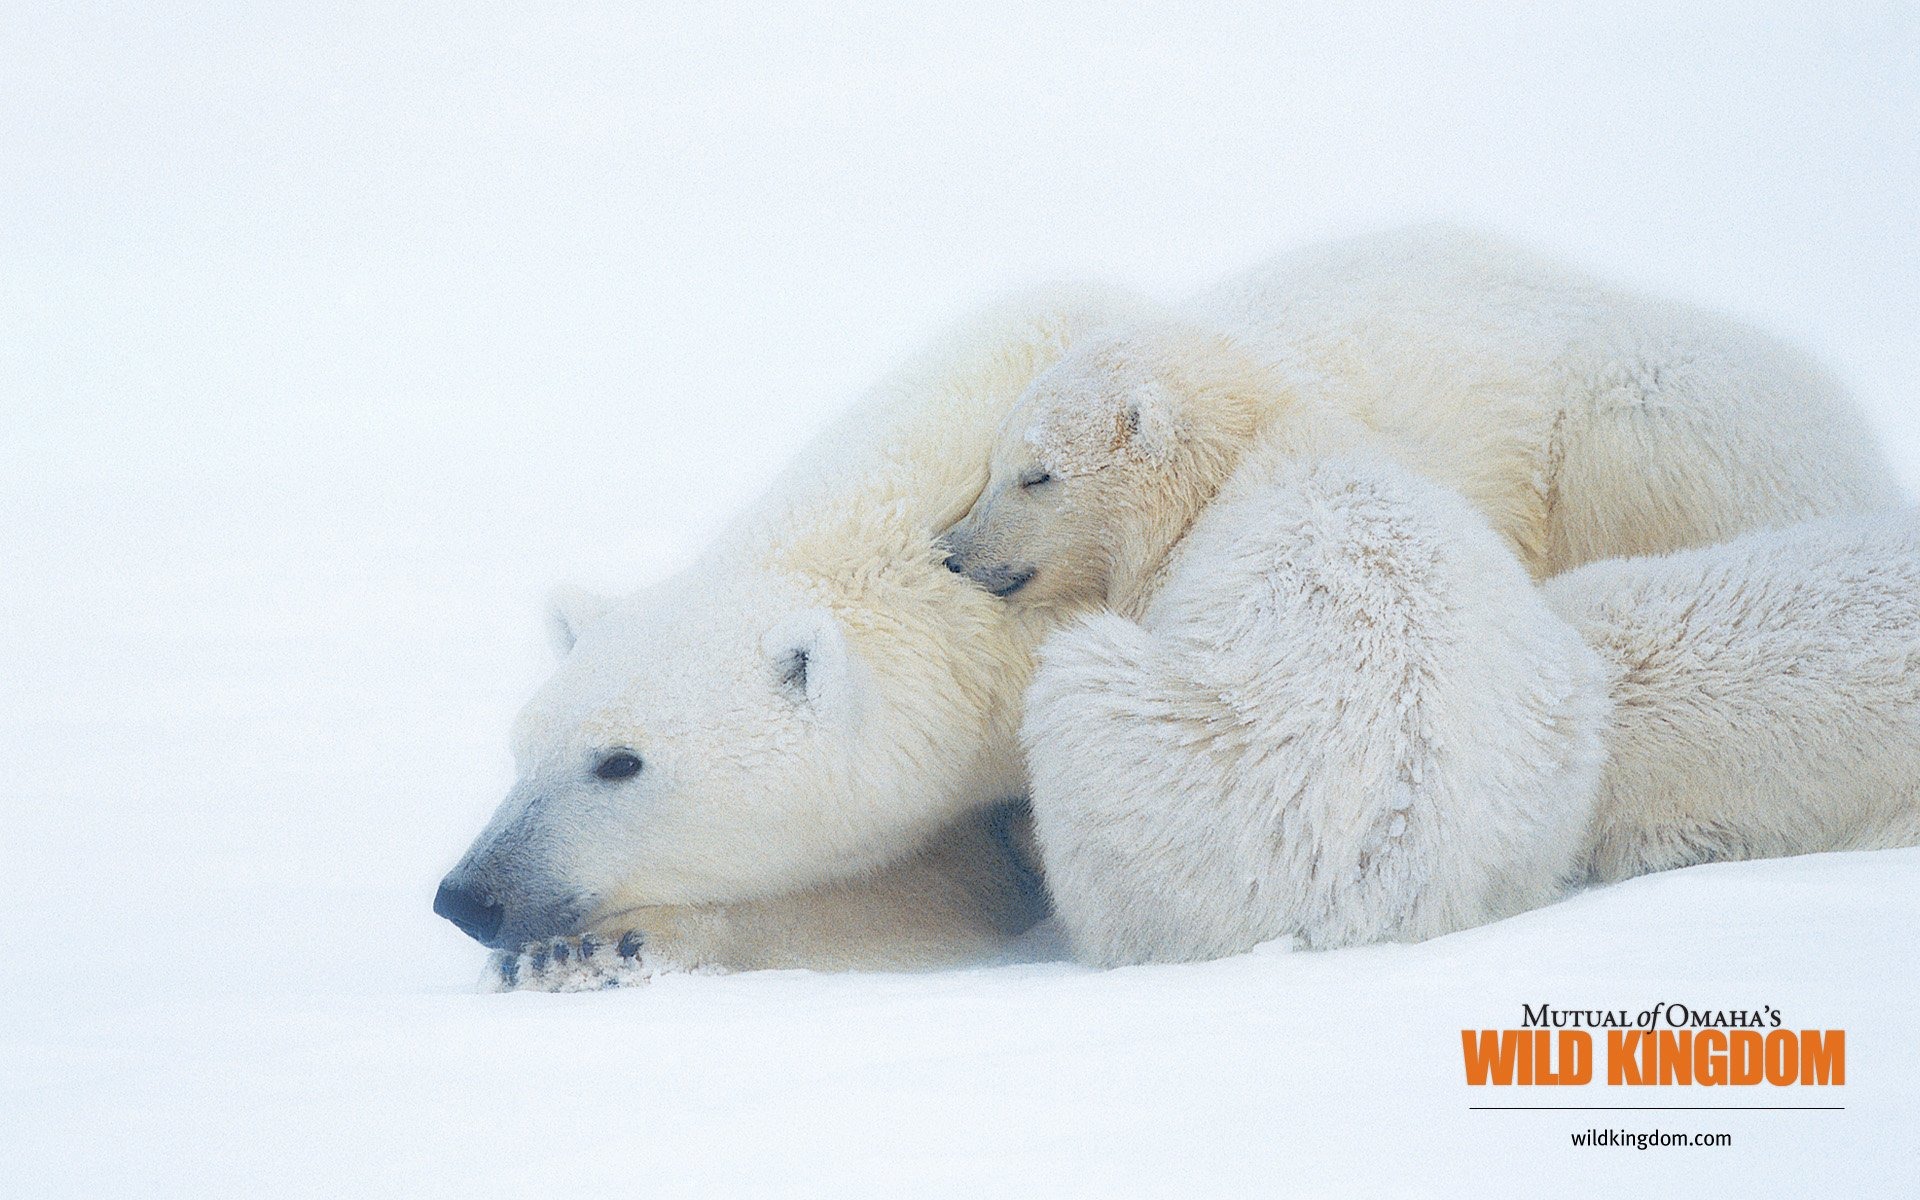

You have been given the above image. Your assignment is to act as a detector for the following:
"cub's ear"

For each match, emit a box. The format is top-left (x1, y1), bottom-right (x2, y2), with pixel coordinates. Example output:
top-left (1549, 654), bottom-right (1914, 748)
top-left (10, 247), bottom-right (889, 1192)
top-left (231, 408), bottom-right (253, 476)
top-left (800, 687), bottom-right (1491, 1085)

top-left (1111, 381), bottom-right (1179, 465)
top-left (1111, 326), bottom-right (1253, 465)
top-left (547, 585), bottom-right (616, 656)
top-left (761, 608), bottom-right (860, 709)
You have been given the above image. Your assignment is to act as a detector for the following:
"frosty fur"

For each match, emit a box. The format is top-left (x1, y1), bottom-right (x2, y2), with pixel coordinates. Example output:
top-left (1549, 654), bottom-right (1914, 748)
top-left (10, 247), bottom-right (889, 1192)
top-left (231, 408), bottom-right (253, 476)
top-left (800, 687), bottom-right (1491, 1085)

top-left (1024, 451), bottom-right (1614, 965)
top-left (1025, 449), bottom-right (1920, 965)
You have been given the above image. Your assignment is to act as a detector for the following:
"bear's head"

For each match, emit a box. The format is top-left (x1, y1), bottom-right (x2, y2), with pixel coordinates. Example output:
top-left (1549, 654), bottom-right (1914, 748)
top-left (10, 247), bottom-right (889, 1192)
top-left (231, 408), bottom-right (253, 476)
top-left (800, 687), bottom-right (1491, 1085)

top-left (939, 324), bottom-right (1285, 617)
top-left (434, 555), bottom-right (1026, 949)
top-left (432, 283), bottom-right (1149, 952)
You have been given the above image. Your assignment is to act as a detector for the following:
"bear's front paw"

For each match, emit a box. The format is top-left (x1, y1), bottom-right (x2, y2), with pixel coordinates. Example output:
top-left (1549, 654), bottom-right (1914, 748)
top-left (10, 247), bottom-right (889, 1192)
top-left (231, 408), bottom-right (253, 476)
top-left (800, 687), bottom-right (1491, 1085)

top-left (486, 930), bottom-right (661, 993)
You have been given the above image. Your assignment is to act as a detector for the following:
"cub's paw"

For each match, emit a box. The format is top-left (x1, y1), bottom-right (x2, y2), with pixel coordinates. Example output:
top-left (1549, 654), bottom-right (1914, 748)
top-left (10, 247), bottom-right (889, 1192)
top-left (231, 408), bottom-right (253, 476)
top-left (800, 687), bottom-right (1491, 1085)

top-left (486, 930), bottom-right (661, 993)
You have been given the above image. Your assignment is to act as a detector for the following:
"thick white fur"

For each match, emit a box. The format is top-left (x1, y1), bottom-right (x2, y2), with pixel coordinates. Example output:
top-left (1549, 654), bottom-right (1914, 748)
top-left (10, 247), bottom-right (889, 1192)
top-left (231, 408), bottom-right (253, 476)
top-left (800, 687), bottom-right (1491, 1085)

top-left (1547, 513), bottom-right (1920, 883)
top-left (1023, 450), bottom-right (1614, 965)
top-left (1026, 450), bottom-right (1920, 966)
top-left (945, 225), bottom-right (1898, 621)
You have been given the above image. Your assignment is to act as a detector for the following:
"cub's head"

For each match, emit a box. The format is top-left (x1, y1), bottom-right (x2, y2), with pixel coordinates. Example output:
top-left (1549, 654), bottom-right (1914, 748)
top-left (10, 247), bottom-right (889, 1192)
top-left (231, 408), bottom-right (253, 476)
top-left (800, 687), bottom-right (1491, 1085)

top-left (940, 326), bottom-right (1275, 614)
top-left (434, 568), bottom-right (924, 950)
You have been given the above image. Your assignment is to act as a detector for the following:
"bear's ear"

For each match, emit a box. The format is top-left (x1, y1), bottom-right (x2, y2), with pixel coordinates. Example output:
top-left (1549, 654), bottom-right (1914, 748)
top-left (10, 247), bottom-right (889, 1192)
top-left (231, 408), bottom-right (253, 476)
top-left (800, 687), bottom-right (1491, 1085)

top-left (1112, 382), bottom-right (1178, 466)
top-left (547, 585), bottom-right (616, 656)
top-left (761, 607), bottom-right (860, 710)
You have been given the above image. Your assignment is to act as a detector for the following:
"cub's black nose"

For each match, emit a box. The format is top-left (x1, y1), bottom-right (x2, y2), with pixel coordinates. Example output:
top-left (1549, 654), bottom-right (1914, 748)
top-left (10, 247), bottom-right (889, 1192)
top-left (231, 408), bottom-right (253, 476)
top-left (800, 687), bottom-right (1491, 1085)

top-left (434, 877), bottom-right (505, 944)
top-left (944, 554), bottom-right (965, 573)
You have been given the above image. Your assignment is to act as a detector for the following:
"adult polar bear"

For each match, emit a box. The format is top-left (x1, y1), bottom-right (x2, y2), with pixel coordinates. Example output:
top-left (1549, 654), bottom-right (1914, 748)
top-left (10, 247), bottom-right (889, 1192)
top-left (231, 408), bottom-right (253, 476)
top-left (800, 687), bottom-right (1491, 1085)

top-left (436, 227), bottom-right (1897, 987)
top-left (436, 287), bottom-right (1142, 980)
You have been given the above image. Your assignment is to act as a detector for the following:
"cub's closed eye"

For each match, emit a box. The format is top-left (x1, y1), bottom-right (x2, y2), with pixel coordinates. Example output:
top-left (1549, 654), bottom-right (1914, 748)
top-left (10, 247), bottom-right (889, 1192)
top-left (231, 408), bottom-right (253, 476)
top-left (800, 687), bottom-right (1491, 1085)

top-left (1018, 470), bottom-right (1054, 489)
top-left (594, 752), bottom-right (643, 780)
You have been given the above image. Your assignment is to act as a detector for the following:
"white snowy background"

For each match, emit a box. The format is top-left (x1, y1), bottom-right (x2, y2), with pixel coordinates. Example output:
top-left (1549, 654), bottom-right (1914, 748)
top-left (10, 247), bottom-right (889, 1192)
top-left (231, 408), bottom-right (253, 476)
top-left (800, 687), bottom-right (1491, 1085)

top-left (5, 3), bottom-right (1917, 1196)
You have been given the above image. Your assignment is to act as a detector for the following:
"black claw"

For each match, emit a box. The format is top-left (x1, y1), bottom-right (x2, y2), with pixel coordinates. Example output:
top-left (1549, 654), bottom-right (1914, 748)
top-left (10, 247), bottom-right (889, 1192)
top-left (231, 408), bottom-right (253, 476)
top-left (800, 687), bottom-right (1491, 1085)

top-left (530, 945), bottom-right (550, 972)
top-left (552, 940), bottom-right (571, 964)
top-left (617, 931), bottom-right (644, 959)
top-left (578, 934), bottom-right (600, 959)
top-left (498, 955), bottom-right (519, 987)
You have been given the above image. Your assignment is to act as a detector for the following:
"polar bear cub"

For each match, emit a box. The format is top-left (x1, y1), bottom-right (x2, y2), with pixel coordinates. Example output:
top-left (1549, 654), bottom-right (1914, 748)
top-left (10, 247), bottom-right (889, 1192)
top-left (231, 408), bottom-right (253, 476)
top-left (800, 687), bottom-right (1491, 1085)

top-left (1023, 448), bottom-right (1616, 966)
top-left (943, 226), bottom-right (1898, 618)
top-left (1024, 447), bottom-right (1920, 966)
top-left (941, 324), bottom-right (1369, 610)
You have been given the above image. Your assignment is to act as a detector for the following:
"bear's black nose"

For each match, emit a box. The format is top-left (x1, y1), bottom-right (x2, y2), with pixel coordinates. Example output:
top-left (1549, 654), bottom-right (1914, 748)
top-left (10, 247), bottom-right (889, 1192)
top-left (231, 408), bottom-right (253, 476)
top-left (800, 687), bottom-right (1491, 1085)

top-left (434, 877), bottom-right (505, 944)
top-left (944, 554), bottom-right (965, 573)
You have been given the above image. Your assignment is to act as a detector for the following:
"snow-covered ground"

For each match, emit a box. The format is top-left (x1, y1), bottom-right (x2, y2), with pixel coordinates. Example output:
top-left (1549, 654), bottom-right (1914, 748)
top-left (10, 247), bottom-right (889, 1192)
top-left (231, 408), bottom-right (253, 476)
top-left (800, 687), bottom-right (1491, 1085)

top-left (12, 851), bottom-right (1920, 1197)
top-left (4, 4), bottom-right (1916, 1196)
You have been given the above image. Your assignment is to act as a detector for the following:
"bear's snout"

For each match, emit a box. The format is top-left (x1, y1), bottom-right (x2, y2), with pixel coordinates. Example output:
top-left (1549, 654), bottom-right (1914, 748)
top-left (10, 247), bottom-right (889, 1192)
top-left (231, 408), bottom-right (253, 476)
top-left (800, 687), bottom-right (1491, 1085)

top-left (434, 875), bottom-right (506, 945)
top-left (940, 533), bottom-right (1036, 597)
top-left (940, 516), bottom-right (1038, 598)
top-left (948, 557), bottom-right (1035, 597)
